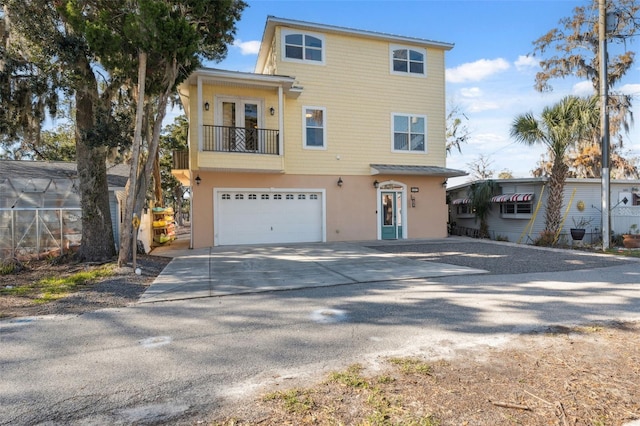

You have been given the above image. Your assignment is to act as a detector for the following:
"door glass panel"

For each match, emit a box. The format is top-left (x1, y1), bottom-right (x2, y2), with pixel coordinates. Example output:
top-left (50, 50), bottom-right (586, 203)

top-left (396, 193), bottom-right (402, 227)
top-left (244, 103), bottom-right (258, 151)
top-left (383, 194), bottom-right (394, 226)
top-left (222, 102), bottom-right (236, 150)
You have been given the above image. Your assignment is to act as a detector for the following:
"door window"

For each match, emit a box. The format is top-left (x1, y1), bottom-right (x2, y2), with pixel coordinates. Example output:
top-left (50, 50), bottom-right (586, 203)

top-left (383, 194), bottom-right (394, 226)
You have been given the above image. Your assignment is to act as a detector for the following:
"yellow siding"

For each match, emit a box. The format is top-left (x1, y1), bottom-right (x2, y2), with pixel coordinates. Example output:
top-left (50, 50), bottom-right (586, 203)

top-left (272, 27), bottom-right (447, 176)
top-left (197, 151), bottom-right (284, 172)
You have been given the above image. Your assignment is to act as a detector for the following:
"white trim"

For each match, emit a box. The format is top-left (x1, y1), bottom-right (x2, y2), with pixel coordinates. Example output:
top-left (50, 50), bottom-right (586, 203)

top-left (391, 113), bottom-right (427, 153)
top-left (197, 76), bottom-right (203, 152)
top-left (281, 29), bottom-right (326, 66)
top-left (213, 187), bottom-right (327, 246)
top-left (376, 180), bottom-right (408, 240)
top-left (389, 44), bottom-right (427, 78)
top-left (303, 106), bottom-right (327, 150)
top-left (278, 86), bottom-right (284, 156)
top-left (214, 95), bottom-right (264, 128)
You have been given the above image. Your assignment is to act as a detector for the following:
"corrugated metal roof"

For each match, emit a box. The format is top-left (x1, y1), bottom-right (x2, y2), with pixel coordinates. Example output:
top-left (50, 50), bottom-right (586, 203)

top-left (370, 164), bottom-right (467, 177)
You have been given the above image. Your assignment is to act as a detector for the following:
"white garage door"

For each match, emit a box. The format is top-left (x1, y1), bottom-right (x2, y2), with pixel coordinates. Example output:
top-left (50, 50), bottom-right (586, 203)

top-left (215, 190), bottom-right (324, 245)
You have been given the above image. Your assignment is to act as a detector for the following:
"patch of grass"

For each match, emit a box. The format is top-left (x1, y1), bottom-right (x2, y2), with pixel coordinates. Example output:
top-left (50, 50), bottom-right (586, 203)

top-left (0, 259), bottom-right (24, 275)
top-left (388, 357), bottom-right (432, 376)
top-left (327, 363), bottom-right (370, 388)
top-left (604, 248), bottom-right (640, 258)
top-left (262, 388), bottom-right (314, 414)
top-left (1, 265), bottom-right (114, 303)
top-left (377, 375), bottom-right (395, 384)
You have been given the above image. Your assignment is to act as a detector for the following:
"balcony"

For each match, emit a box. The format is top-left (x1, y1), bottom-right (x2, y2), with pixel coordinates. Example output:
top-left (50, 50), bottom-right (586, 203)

top-left (172, 150), bottom-right (189, 170)
top-left (203, 125), bottom-right (279, 155)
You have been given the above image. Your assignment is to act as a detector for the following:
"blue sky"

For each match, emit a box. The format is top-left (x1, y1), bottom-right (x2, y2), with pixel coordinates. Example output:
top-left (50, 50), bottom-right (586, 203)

top-left (191, 0), bottom-right (640, 186)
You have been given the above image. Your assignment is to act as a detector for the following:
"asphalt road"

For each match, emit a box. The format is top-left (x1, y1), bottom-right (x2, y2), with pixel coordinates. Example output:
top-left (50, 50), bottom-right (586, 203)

top-left (1, 241), bottom-right (639, 425)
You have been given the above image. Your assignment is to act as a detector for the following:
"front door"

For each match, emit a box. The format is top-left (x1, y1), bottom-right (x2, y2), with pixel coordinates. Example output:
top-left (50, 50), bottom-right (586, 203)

top-left (381, 192), bottom-right (403, 239)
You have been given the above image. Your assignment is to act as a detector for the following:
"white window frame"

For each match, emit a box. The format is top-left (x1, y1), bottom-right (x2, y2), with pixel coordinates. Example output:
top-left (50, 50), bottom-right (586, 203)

top-left (282, 29), bottom-right (325, 65)
top-left (303, 106), bottom-right (327, 150)
top-left (391, 113), bottom-right (427, 153)
top-left (500, 202), bottom-right (533, 219)
top-left (390, 44), bottom-right (426, 77)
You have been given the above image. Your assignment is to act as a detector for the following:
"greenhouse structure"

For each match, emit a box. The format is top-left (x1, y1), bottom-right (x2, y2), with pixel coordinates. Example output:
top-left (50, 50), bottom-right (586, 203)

top-left (0, 160), bottom-right (129, 261)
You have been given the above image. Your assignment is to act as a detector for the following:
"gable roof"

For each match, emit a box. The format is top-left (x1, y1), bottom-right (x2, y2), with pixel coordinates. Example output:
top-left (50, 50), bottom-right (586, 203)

top-left (256, 16), bottom-right (455, 73)
top-left (0, 160), bottom-right (130, 189)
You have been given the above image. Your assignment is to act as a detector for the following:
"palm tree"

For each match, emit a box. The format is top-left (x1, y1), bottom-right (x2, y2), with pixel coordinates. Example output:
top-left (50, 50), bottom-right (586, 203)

top-left (468, 179), bottom-right (497, 238)
top-left (510, 95), bottom-right (598, 239)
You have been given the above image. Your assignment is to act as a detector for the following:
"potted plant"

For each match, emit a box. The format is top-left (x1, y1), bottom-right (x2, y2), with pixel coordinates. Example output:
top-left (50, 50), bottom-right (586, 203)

top-left (570, 217), bottom-right (593, 241)
top-left (622, 224), bottom-right (640, 248)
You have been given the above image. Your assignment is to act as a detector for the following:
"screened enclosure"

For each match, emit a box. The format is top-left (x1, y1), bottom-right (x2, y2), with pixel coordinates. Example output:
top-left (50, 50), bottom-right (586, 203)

top-left (0, 176), bottom-right (82, 260)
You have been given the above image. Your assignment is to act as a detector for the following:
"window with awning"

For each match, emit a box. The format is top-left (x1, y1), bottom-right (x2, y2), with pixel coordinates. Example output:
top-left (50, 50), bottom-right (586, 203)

top-left (451, 198), bottom-right (471, 205)
top-left (491, 193), bottom-right (534, 203)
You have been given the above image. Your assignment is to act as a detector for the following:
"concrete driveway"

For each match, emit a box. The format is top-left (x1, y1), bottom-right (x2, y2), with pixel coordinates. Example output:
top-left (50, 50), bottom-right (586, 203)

top-left (140, 240), bottom-right (487, 302)
top-left (2, 238), bottom-right (640, 425)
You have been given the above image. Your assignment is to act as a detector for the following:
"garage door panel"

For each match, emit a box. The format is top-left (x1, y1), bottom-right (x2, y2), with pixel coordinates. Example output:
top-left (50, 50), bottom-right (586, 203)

top-left (216, 191), bottom-right (323, 245)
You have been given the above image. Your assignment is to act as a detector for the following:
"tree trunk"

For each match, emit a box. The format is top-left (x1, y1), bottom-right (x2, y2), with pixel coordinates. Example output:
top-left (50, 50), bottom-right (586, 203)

top-left (118, 51), bottom-right (147, 267)
top-left (545, 159), bottom-right (568, 237)
top-left (153, 150), bottom-right (162, 207)
top-left (75, 62), bottom-right (116, 261)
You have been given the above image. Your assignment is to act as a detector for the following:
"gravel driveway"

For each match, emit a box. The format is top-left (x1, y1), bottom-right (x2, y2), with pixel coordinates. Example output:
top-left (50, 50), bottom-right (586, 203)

top-left (368, 239), bottom-right (637, 275)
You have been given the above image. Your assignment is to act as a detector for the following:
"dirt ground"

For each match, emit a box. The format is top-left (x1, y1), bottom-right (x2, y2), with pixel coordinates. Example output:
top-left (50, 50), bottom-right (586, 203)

top-left (0, 255), bottom-right (170, 318)
top-left (1, 256), bottom-right (639, 425)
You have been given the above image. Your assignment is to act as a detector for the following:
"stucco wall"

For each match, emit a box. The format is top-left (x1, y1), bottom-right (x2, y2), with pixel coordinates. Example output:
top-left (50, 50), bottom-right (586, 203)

top-left (190, 172), bottom-right (447, 248)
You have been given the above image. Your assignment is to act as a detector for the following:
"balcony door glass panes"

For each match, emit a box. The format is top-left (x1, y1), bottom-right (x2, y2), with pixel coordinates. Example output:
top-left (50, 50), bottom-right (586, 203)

top-left (219, 99), bottom-right (260, 152)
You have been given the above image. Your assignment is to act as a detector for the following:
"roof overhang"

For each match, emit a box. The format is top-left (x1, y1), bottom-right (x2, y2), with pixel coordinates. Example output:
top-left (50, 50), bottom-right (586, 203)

top-left (370, 164), bottom-right (467, 178)
top-left (257, 16), bottom-right (455, 73)
top-left (178, 68), bottom-right (302, 117)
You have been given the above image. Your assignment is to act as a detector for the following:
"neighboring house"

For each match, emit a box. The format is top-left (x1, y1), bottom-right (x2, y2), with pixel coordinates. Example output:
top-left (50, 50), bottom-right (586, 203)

top-left (448, 178), bottom-right (640, 244)
top-left (0, 160), bottom-right (147, 259)
top-left (174, 16), bottom-right (465, 248)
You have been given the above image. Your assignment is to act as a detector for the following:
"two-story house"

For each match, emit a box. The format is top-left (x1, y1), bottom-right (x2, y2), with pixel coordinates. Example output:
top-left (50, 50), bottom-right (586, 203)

top-left (175, 16), bottom-right (465, 248)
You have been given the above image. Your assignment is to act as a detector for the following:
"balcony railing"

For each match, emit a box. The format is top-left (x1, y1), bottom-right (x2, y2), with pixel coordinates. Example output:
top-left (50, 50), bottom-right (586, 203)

top-left (203, 125), bottom-right (279, 155)
top-left (172, 150), bottom-right (189, 169)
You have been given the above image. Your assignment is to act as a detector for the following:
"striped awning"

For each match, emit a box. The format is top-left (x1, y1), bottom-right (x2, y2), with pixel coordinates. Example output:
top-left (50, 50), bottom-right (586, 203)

top-left (491, 193), bottom-right (534, 203)
top-left (452, 198), bottom-right (471, 205)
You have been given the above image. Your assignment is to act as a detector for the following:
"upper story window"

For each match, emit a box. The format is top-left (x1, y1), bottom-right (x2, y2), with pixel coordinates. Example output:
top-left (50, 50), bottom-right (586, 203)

top-left (303, 106), bottom-right (327, 149)
top-left (392, 114), bottom-right (426, 153)
top-left (282, 29), bottom-right (325, 64)
top-left (390, 45), bottom-right (426, 76)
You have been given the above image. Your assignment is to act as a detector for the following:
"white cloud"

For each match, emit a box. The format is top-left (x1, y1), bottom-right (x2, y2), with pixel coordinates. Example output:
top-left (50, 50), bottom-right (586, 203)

top-left (471, 132), bottom-right (505, 146)
top-left (446, 58), bottom-right (510, 83)
top-left (572, 81), bottom-right (593, 96)
top-left (514, 55), bottom-right (538, 71)
top-left (619, 83), bottom-right (640, 96)
top-left (466, 100), bottom-right (500, 113)
top-left (233, 39), bottom-right (261, 55)
top-left (460, 87), bottom-right (482, 98)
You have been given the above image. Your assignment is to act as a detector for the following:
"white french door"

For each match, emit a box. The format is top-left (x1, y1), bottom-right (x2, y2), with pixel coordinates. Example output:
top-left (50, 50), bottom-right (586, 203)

top-left (216, 97), bottom-right (263, 152)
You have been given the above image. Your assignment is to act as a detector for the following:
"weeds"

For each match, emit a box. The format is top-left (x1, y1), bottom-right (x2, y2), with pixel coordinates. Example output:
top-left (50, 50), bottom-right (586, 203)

top-left (262, 388), bottom-right (314, 414)
top-left (388, 357), bottom-right (432, 376)
top-left (1, 265), bottom-right (114, 303)
top-left (327, 363), bottom-right (370, 388)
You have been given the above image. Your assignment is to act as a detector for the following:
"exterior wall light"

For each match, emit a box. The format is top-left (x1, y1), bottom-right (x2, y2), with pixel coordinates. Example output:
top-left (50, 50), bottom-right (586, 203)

top-left (195, 175), bottom-right (201, 186)
top-left (441, 179), bottom-right (448, 187)
top-left (269, 107), bottom-right (275, 115)
top-left (204, 102), bottom-right (210, 111)
top-left (337, 177), bottom-right (343, 187)
top-left (373, 180), bottom-right (379, 188)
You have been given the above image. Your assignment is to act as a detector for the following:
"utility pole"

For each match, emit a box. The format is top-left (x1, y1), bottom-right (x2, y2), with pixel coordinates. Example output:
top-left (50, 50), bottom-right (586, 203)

top-left (599, 0), bottom-right (611, 250)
